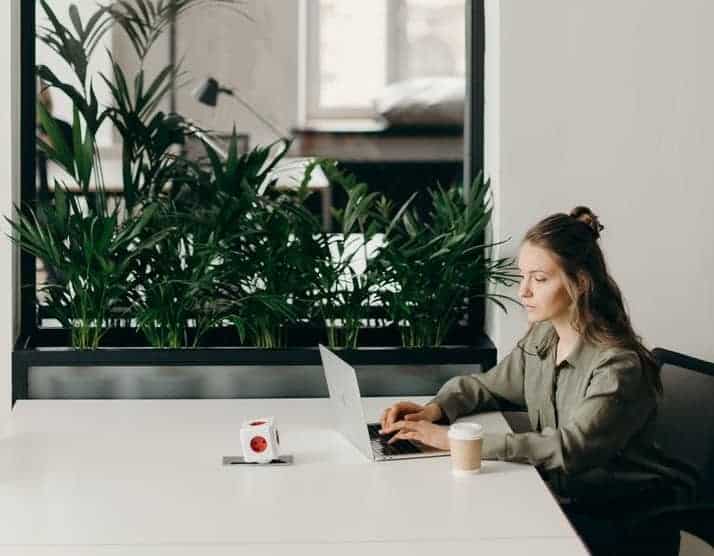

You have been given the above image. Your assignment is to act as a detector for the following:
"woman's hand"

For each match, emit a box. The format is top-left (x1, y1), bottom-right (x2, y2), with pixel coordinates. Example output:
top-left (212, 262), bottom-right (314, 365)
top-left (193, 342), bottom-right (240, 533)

top-left (380, 401), bottom-right (443, 433)
top-left (386, 420), bottom-right (450, 451)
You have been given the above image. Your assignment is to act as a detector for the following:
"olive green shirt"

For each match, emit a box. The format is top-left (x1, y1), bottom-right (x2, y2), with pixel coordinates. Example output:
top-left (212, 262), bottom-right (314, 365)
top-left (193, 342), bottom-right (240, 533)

top-left (431, 322), bottom-right (697, 504)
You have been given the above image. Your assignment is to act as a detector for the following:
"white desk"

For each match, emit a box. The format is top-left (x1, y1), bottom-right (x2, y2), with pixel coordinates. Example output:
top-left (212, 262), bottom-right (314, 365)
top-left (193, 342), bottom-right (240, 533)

top-left (0, 398), bottom-right (587, 555)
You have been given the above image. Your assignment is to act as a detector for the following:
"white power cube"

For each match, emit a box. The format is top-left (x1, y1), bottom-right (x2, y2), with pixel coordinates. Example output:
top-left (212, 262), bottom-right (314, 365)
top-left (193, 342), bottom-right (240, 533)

top-left (240, 417), bottom-right (280, 463)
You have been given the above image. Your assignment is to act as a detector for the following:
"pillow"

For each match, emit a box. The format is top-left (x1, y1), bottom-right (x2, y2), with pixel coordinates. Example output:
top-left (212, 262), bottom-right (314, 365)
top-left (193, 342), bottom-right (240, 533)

top-left (373, 77), bottom-right (465, 127)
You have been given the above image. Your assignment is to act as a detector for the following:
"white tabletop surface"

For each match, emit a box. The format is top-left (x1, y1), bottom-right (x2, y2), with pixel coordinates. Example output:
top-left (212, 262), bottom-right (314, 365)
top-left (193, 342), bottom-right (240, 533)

top-left (0, 398), bottom-right (587, 555)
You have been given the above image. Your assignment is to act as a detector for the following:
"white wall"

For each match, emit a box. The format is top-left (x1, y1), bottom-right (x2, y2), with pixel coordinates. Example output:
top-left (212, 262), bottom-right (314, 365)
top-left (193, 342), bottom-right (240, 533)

top-left (175, 1), bottom-right (300, 148)
top-left (485, 0), bottom-right (714, 362)
top-left (0, 0), bottom-right (20, 424)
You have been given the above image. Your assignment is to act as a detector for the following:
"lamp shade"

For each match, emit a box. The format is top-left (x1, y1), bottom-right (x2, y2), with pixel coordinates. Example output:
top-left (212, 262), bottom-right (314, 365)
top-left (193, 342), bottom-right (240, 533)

top-left (191, 76), bottom-right (287, 139)
top-left (193, 77), bottom-right (221, 106)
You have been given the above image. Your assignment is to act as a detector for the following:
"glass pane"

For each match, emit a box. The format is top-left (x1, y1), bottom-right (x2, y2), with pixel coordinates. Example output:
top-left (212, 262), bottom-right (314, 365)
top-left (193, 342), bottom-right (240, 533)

top-left (318, 0), bottom-right (387, 110)
top-left (396, 0), bottom-right (465, 80)
top-left (27, 0), bottom-right (475, 353)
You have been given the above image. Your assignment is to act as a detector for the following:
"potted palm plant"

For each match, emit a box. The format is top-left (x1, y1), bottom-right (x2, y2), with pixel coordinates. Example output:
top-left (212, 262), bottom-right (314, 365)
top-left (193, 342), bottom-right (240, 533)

top-left (8, 117), bottom-right (170, 349)
top-left (11, 0), bottom-right (516, 402)
top-left (310, 162), bottom-right (416, 349)
top-left (372, 174), bottom-right (519, 348)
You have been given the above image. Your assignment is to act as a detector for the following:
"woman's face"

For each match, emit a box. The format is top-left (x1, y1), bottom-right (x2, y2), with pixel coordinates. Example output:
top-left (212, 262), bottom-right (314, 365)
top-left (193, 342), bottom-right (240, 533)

top-left (517, 241), bottom-right (573, 324)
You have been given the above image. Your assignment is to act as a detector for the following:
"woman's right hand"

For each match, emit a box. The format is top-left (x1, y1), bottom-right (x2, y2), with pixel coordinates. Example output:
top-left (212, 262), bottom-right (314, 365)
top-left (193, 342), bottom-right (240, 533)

top-left (379, 401), bottom-right (443, 434)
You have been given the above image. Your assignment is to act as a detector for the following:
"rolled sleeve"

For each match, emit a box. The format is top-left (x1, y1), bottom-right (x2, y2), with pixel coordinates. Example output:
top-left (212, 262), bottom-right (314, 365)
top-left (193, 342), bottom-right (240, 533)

top-left (486, 351), bottom-right (656, 474)
top-left (430, 343), bottom-right (528, 423)
top-left (482, 433), bottom-right (507, 459)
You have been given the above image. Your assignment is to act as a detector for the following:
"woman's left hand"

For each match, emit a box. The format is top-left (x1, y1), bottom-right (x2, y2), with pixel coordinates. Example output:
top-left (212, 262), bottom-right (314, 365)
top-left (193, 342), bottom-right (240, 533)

top-left (385, 420), bottom-right (450, 451)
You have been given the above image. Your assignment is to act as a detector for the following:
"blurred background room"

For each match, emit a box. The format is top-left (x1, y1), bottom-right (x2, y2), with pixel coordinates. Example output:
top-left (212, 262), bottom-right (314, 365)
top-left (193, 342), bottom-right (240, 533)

top-left (37, 0), bottom-right (468, 224)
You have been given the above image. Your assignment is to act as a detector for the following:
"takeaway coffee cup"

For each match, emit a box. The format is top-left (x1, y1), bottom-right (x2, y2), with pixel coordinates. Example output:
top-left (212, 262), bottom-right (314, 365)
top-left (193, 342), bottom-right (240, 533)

top-left (448, 422), bottom-right (483, 476)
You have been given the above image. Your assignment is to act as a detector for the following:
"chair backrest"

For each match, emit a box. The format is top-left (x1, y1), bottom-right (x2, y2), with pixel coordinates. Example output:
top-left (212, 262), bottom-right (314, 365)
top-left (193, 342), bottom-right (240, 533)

top-left (652, 348), bottom-right (714, 503)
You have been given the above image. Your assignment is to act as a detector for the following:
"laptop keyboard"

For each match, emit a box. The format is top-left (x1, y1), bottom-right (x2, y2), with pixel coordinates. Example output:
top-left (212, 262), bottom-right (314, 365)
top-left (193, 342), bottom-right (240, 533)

top-left (367, 423), bottom-right (422, 456)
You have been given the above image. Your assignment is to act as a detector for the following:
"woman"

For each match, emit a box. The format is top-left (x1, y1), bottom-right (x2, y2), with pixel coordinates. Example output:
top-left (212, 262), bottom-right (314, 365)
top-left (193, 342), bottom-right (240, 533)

top-left (380, 207), bottom-right (696, 555)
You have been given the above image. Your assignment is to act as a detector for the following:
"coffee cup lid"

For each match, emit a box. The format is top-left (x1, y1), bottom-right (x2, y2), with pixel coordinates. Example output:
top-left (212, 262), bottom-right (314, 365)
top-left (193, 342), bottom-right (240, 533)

top-left (448, 422), bottom-right (483, 440)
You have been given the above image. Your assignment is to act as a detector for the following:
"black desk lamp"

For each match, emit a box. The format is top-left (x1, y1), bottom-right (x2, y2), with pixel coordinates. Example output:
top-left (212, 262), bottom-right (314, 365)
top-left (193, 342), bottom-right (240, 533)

top-left (192, 77), bottom-right (288, 139)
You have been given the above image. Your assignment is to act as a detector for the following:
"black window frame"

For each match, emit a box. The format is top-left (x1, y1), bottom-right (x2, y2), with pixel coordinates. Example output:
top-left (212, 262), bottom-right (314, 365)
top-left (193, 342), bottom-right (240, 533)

top-left (20, 0), bottom-right (37, 345)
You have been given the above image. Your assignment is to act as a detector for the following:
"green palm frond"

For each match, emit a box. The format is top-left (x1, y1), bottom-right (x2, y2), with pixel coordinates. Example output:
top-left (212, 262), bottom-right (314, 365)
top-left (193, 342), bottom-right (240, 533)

top-left (8, 194), bottom-right (169, 349)
top-left (371, 174), bottom-right (520, 347)
top-left (38, 0), bottom-right (113, 86)
top-left (107, 0), bottom-right (250, 60)
top-left (37, 65), bottom-right (107, 137)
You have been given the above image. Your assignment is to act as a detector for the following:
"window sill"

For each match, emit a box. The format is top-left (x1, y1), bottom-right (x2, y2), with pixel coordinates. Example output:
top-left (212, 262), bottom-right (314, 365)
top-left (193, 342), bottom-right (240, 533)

top-left (295, 119), bottom-right (463, 137)
top-left (291, 121), bottom-right (464, 162)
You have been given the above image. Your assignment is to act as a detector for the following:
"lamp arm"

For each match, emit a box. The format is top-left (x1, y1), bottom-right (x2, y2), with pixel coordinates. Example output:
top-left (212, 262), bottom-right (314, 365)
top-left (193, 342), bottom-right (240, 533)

top-left (221, 87), bottom-right (288, 139)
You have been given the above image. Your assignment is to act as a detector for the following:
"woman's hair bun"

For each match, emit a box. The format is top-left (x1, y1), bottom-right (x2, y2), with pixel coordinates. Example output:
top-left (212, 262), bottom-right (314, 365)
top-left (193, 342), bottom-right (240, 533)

top-left (570, 206), bottom-right (604, 240)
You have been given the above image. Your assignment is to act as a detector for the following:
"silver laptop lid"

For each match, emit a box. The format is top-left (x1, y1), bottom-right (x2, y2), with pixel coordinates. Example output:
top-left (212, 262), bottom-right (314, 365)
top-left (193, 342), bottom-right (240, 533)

top-left (319, 345), bottom-right (373, 461)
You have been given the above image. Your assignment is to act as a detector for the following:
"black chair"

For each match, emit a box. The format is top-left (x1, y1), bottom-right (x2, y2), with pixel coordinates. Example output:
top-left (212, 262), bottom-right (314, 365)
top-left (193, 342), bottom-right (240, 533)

top-left (504, 348), bottom-right (714, 553)
top-left (623, 348), bottom-right (714, 553)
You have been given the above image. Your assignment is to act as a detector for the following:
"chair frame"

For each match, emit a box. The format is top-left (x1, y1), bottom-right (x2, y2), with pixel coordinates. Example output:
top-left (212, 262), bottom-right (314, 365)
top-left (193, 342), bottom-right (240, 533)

top-left (623, 347), bottom-right (714, 549)
top-left (652, 348), bottom-right (714, 378)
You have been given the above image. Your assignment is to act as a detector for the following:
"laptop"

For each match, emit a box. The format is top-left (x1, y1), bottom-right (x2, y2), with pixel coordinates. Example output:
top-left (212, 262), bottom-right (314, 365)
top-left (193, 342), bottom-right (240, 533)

top-left (318, 344), bottom-right (450, 461)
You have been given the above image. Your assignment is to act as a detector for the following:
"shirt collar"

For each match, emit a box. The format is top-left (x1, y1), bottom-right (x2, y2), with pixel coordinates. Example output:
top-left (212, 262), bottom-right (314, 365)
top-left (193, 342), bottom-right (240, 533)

top-left (535, 326), bottom-right (558, 359)
top-left (559, 335), bottom-right (587, 368)
top-left (535, 326), bottom-right (591, 368)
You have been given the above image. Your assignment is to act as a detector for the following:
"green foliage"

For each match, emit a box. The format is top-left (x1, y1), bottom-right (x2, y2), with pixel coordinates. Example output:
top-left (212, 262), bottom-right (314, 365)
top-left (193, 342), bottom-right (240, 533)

top-left (107, 0), bottom-right (248, 61)
top-left (102, 55), bottom-right (190, 209)
top-left (310, 163), bottom-right (390, 348)
top-left (37, 65), bottom-right (107, 139)
top-left (130, 202), bottom-right (221, 348)
top-left (15, 0), bottom-right (518, 350)
top-left (372, 174), bottom-right (520, 348)
top-left (191, 136), bottom-right (320, 348)
top-left (7, 191), bottom-right (170, 349)
top-left (20, 0), bottom-right (246, 348)
top-left (36, 103), bottom-right (109, 218)
top-left (38, 0), bottom-right (113, 86)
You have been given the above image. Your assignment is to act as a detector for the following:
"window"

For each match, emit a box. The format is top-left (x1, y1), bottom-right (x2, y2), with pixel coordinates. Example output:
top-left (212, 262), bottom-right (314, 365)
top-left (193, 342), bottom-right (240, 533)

top-left (302, 0), bottom-right (466, 122)
top-left (19, 0), bottom-right (484, 349)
